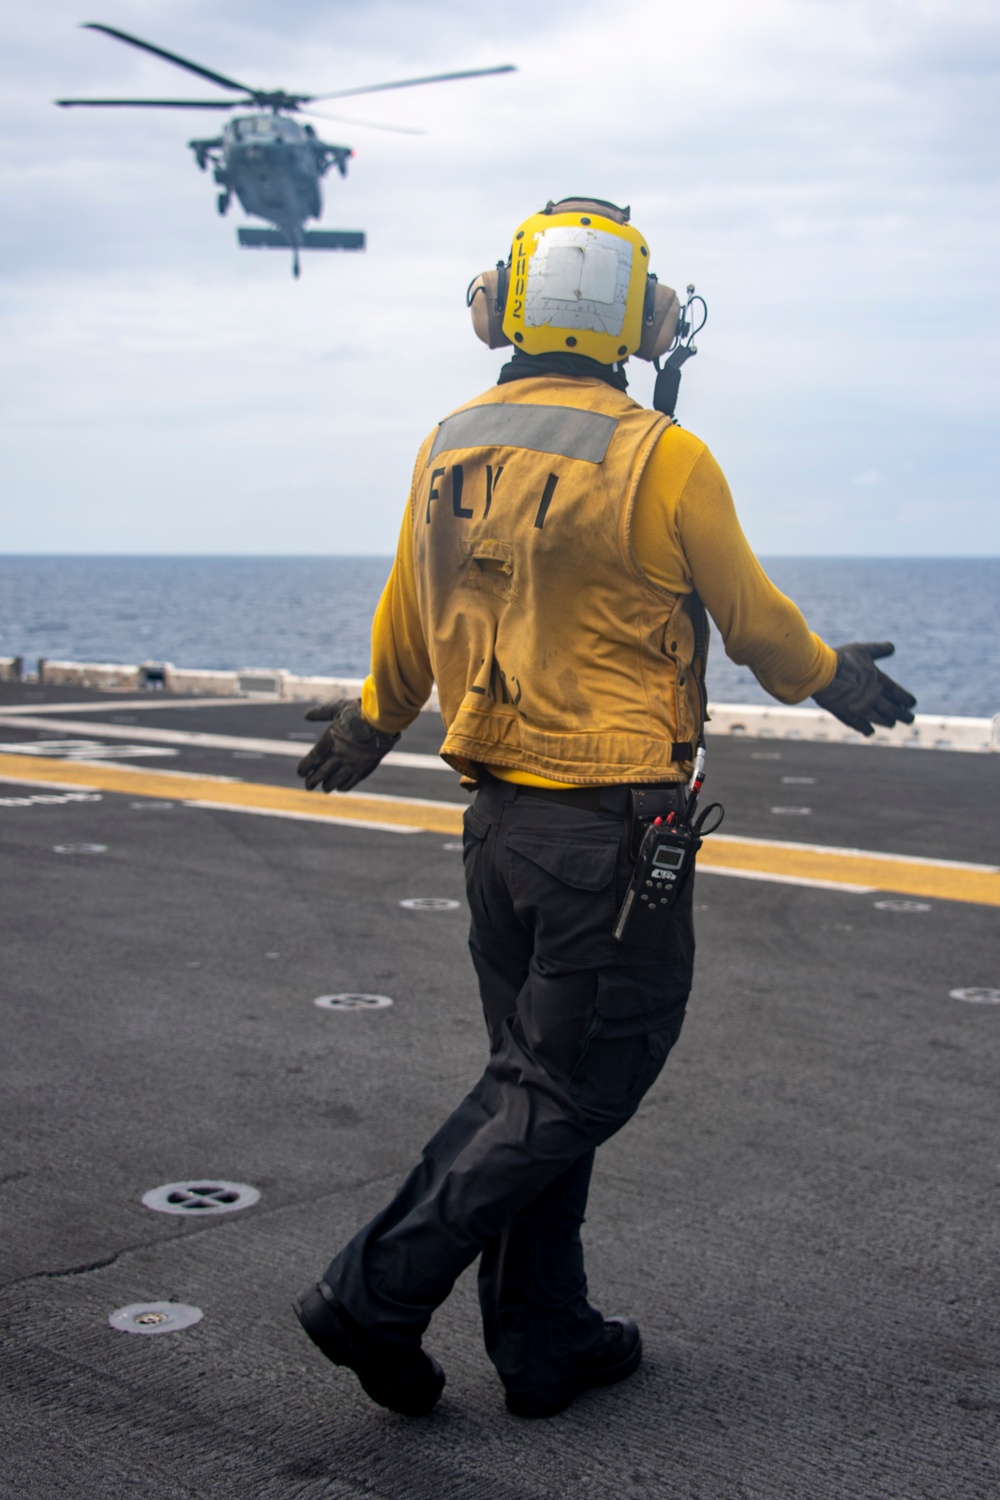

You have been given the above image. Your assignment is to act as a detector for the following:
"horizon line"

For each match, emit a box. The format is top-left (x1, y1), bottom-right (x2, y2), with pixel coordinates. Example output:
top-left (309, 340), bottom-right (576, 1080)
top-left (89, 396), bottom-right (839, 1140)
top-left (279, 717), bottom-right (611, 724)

top-left (2, 552), bottom-right (998, 563)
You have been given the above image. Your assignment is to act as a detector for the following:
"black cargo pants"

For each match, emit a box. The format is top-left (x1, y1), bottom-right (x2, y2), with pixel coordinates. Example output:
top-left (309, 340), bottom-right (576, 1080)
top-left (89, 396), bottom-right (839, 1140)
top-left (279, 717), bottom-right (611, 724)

top-left (323, 774), bottom-right (694, 1393)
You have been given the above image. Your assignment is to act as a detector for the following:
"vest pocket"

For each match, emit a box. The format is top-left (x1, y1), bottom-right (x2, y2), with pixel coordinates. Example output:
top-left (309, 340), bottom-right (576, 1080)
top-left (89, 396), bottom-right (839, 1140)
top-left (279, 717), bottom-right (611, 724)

top-left (463, 538), bottom-right (515, 600)
top-left (505, 831), bottom-right (617, 891)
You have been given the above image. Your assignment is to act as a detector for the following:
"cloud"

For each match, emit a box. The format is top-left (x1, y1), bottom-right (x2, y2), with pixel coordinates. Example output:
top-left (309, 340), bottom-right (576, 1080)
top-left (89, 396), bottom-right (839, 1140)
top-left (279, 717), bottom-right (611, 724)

top-left (0, 0), bottom-right (998, 554)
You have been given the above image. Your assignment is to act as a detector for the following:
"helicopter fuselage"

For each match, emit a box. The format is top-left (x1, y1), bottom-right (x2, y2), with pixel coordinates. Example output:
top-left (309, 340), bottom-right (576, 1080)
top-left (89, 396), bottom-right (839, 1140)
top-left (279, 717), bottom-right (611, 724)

top-left (189, 113), bottom-right (352, 245)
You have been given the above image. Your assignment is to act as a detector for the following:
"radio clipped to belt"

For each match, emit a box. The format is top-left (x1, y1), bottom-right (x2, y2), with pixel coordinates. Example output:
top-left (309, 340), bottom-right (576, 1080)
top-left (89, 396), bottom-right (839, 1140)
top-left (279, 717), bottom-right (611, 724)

top-left (613, 746), bottom-right (723, 948)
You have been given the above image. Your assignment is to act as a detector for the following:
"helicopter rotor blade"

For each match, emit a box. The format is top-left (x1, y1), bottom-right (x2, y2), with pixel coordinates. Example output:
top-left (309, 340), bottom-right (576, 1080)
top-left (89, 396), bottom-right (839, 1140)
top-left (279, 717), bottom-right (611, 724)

top-left (306, 63), bottom-right (516, 103)
top-left (81, 22), bottom-right (255, 95)
top-left (55, 97), bottom-right (244, 109)
top-left (299, 108), bottom-right (426, 135)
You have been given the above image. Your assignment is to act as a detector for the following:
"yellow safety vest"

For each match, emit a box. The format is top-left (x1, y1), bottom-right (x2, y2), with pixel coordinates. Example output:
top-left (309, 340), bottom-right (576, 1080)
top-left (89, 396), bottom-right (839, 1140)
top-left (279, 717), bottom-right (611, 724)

top-left (410, 376), bottom-right (707, 785)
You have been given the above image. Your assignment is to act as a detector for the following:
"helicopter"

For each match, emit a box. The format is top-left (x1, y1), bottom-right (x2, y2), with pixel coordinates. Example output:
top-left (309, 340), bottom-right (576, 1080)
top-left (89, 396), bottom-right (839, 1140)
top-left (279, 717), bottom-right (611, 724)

top-left (57, 23), bottom-right (515, 277)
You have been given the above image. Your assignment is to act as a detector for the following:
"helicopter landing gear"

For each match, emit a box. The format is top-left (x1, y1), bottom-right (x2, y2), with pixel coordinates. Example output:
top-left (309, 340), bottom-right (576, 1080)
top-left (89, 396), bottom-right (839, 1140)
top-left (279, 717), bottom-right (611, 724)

top-left (217, 190), bottom-right (231, 216)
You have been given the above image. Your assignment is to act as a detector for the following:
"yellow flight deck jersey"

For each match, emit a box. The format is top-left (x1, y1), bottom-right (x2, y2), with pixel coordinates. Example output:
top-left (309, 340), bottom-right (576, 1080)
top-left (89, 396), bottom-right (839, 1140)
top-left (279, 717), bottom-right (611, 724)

top-left (360, 378), bottom-right (836, 788)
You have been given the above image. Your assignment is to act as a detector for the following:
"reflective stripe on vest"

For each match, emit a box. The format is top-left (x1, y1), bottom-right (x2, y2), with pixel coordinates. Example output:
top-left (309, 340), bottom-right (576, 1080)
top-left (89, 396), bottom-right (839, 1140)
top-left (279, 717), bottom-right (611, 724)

top-left (429, 403), bottom-right (619, 466)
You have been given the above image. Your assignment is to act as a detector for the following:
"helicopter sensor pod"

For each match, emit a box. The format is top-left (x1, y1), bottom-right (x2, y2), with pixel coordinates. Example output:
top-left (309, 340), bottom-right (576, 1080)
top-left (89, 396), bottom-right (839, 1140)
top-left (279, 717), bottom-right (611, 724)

top-left (57, 23), bottom-right (516, 277)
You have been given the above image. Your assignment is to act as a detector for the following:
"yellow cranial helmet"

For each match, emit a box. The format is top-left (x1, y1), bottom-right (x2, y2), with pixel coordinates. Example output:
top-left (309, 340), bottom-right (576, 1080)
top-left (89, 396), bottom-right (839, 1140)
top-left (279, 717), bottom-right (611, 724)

top-left (468, 198), bottom-right (681, 364)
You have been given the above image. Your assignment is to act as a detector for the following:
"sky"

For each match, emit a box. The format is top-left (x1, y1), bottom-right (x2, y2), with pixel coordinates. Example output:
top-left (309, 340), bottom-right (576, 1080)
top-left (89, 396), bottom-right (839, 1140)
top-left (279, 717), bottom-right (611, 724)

top-left (1, 0), bottom-right (998, 556)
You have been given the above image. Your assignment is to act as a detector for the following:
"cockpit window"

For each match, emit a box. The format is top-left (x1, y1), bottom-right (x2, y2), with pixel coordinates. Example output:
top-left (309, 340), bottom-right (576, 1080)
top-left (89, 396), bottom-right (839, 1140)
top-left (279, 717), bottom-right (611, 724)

top-left (231, 115), bottom-right (302, 143)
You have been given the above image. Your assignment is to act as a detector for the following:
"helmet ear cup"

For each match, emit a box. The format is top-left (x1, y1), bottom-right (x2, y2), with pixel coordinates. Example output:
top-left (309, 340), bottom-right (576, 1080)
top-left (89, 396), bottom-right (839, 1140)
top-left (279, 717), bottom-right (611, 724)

top-left (468, 268), bottom-right (512, 349)
top-left (636, 279), bottom-right (681, 362)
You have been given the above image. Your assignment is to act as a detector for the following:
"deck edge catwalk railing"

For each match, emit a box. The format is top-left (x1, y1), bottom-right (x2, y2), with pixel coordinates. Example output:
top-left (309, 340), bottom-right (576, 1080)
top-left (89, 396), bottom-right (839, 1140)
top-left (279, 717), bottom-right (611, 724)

top-left (1, 656), bottom-right (997, 752)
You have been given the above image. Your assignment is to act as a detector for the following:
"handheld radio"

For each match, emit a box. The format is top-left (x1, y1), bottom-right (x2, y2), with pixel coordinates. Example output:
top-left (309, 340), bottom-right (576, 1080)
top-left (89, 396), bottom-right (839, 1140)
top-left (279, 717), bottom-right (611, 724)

top-left (613, 747), bottom-right (723, 948)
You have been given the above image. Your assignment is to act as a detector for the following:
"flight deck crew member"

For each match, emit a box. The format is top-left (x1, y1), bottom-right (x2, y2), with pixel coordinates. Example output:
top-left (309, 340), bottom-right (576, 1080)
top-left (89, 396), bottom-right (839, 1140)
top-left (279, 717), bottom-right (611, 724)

top-left (292, 199), bottom-right (917, 1420)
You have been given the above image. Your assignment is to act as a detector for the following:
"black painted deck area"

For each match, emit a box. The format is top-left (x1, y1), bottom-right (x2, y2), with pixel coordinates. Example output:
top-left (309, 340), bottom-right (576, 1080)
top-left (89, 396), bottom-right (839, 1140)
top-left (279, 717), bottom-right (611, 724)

top-left (1, 685), bottom-right (998, 1499)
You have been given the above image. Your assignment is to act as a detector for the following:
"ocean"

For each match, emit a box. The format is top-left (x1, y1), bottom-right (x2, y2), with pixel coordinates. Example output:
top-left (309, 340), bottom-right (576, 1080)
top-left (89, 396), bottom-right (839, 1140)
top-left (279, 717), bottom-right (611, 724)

top-left (0, 556), bottom-right (997, 718)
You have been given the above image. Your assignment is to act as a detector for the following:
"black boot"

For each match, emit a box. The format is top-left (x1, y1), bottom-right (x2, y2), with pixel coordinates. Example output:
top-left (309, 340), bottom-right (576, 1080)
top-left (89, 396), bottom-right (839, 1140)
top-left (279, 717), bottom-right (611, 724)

top-left (504, 1317), bottom-right (642, 1419)
top-left (293, 1281), bottom-right (445, 1417)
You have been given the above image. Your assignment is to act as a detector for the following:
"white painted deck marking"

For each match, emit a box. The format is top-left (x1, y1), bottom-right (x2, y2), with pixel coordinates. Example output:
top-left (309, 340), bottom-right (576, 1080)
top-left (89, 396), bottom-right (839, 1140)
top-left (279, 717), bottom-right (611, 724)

top-left (0, 698), bottom-right (267, 715)
top-left (142, 1180), bottom-right (260, 1215)
top-left (109, 1302), bottom-right (204, 1335)
top-left (0, 773), bottom-right (102, 793)
top-left (186, 799), bottom-right (422, 834)
top-left (709, 833), bottom-right (1000, 875)
top-left (0, 791), bottom-right (101, 807)
top-left (314, 994), bottom-right (393, 1011)
top-left (0, 715), bottom-right (449, 769)
top-left (0, 737), bottom-right (178, 760)
top-left (399, 897), bottom-right (461, 911)
top-left (699, 867), bottom-right (874, 894)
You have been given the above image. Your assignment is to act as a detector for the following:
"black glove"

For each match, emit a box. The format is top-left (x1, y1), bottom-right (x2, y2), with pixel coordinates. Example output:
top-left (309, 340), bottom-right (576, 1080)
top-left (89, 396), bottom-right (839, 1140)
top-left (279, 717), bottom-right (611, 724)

top-left (812, 641), bottom-right (917, 737)
top-left (296, 698), bottom-right (400, 793)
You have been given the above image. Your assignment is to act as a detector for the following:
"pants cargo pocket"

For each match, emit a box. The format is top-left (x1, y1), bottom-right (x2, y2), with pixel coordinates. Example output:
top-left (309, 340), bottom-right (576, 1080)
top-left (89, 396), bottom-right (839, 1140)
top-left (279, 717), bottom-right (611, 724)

top-left (567, 966), bottom-right (689, 1127)
top-left (504, 827), bottom-right (621, 970)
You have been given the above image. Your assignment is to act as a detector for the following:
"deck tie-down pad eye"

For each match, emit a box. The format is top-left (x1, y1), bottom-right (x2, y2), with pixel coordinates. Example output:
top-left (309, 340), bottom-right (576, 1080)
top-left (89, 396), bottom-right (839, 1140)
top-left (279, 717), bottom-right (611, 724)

top-left (314, 993), bottom-right (394, 1011)
top-left (141, 1180), bottom-right (261, 1215)
top-left (109, 1301), bottom-right (204, 1335)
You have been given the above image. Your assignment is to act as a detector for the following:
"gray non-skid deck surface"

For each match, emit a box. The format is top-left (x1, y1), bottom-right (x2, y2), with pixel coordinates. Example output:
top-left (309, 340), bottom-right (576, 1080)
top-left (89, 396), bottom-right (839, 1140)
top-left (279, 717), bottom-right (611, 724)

top-left (1, 687), bottom-right (998, 1499)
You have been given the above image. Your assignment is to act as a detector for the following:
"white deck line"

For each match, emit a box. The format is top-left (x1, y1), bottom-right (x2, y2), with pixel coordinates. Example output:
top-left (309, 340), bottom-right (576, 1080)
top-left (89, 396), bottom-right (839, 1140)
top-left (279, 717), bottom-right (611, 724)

top-left (711, 832), bottom-right (1000, 875)
top-left (186, 800), bottom-right (423, 834)
top-left (0, 773), bottom-right (102, 793)
top-left (62, 761), bottom-right (242, 783)
top-left (0, 698), bottom-right (267, 715)
top-left (0, 715), bottom-right (453, 770)
top-left (0, 715), bottom-right (333, 757)
top-left (698, 866), bottom-right (875, 893)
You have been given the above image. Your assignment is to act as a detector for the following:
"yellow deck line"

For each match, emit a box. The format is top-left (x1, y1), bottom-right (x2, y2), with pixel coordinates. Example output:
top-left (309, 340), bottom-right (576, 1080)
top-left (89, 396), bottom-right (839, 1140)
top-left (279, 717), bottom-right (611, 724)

top-left (1, 752), bottom-right (998, 908)
top-left (698, 835), bottom-right (999, 906)
top-left (0, 752), bottom-right (464, 837)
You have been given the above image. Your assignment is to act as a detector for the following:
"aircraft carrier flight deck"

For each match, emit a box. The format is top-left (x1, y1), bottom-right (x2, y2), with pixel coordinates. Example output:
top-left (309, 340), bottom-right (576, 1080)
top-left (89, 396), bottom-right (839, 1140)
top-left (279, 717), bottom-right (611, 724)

top-left (1, 682), bottom-right (997, 1500)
